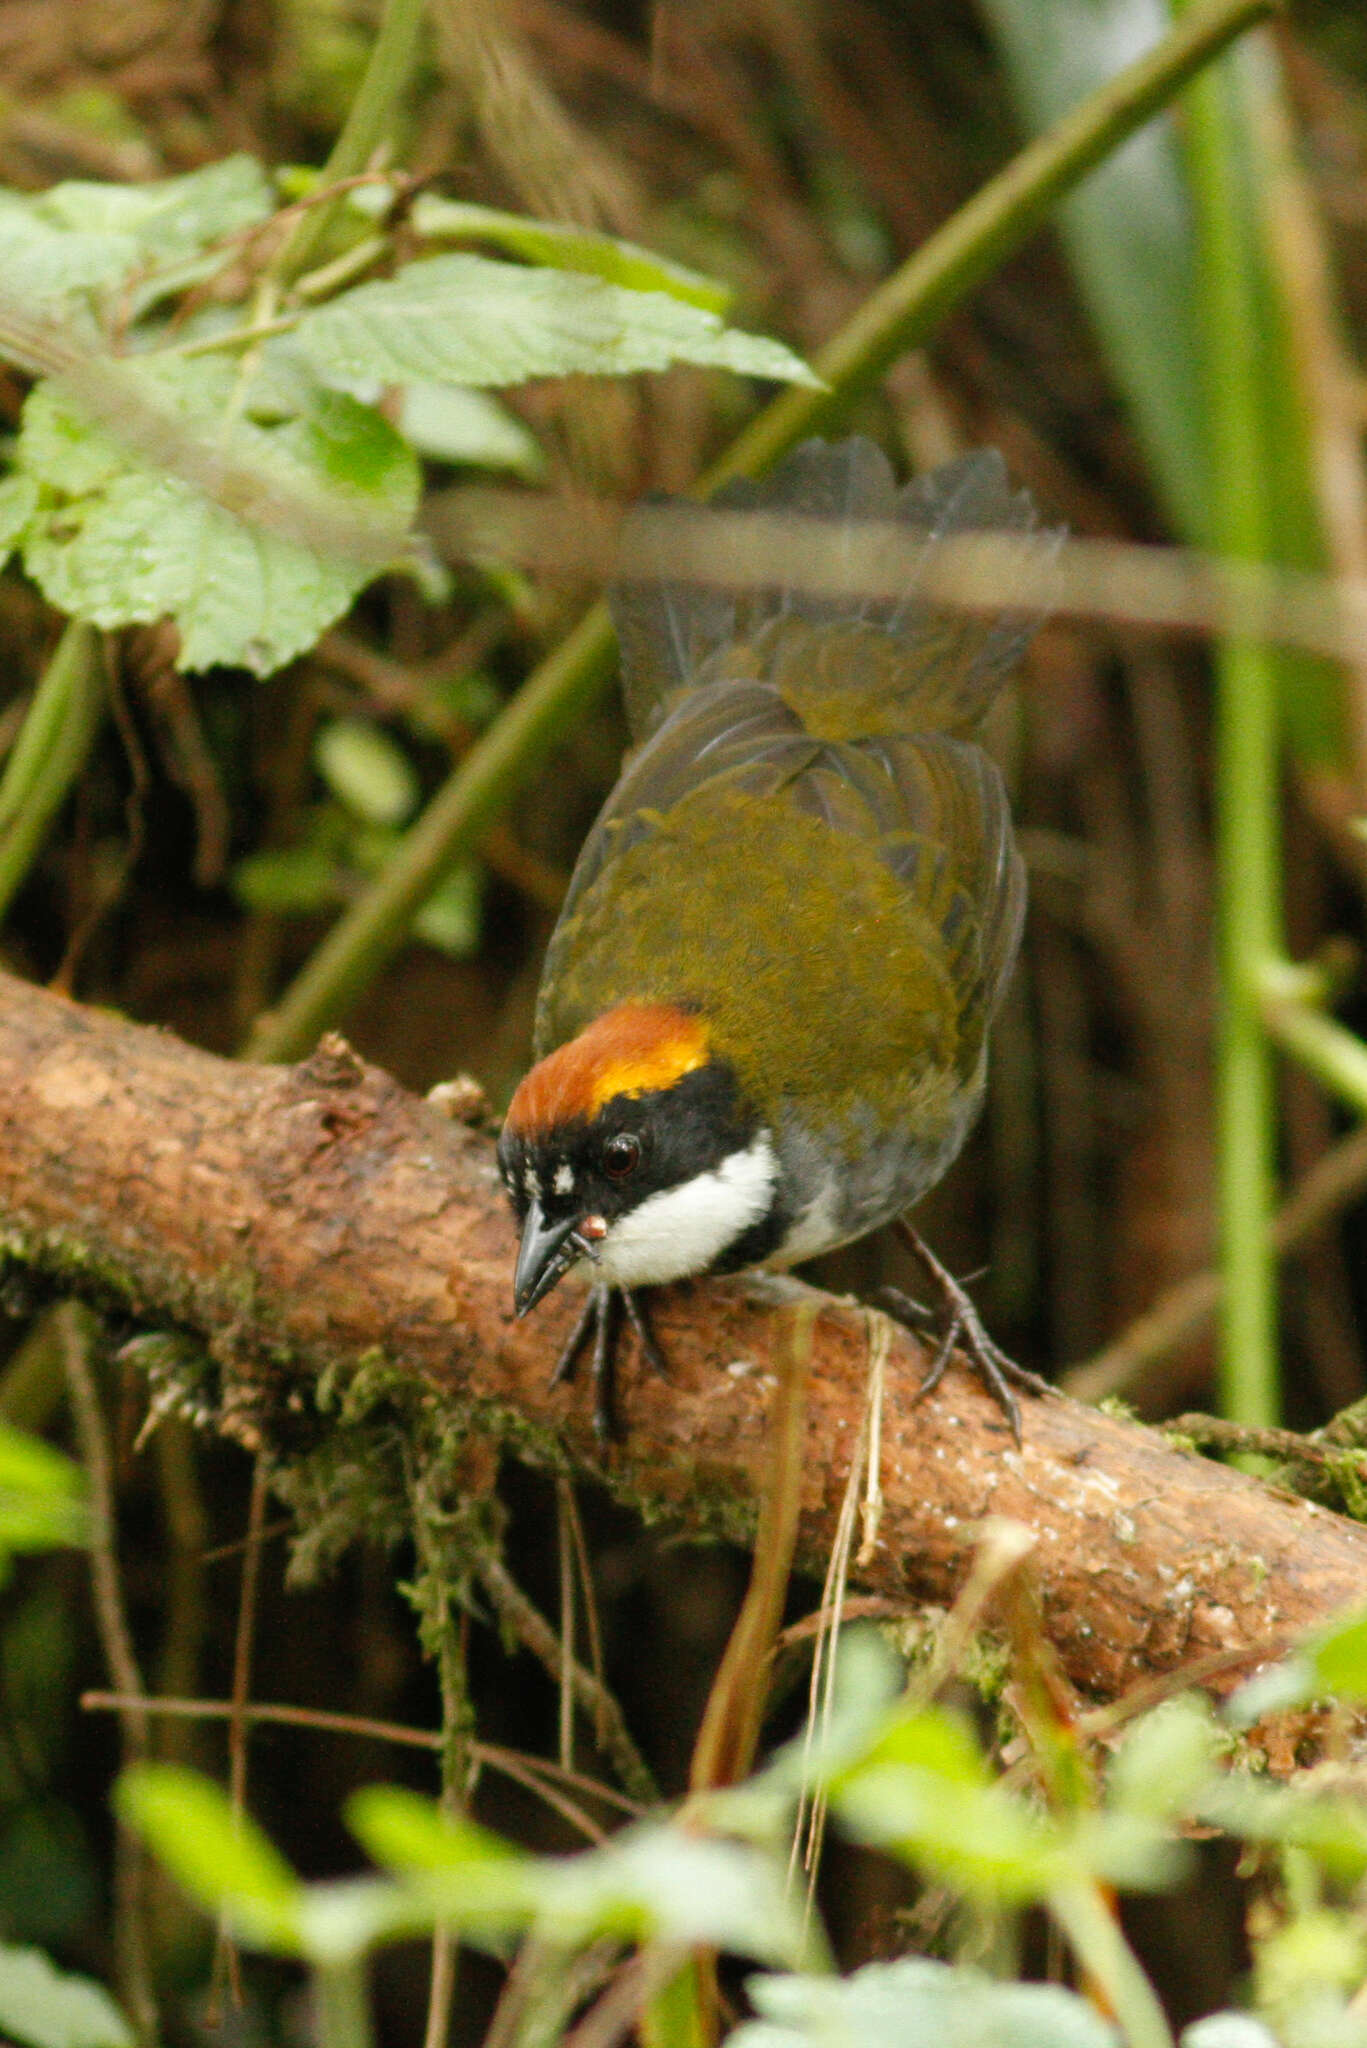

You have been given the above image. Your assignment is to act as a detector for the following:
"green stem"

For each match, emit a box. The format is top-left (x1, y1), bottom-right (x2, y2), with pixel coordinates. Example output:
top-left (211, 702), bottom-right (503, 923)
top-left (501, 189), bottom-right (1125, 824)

top-left (314, 1961), bottom-right (374, 2048)
top-left (1184, 37), bottom-right (1284, 1426)
top-left (0, 622), bottom-right (104, 924)
top-left (1262, 990), bottom-right (1367, 1122)
top-left (275, 0), bottom-right (428, 286)
top-left (1048, 1882), bottom-right (1174, 2048)
top-left (245, 0), bottom-right (1274, 1063)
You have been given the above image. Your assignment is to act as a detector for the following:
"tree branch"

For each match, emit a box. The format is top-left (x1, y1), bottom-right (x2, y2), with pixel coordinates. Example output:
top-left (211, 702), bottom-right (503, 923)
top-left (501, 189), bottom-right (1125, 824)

top-left (2, 969), bottom-right (1364, 1717)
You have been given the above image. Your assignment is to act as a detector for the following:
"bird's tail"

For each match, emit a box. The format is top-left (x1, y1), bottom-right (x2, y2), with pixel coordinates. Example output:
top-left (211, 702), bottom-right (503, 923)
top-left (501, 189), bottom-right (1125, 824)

top-left (610, 437), bottom-right (1057, 745)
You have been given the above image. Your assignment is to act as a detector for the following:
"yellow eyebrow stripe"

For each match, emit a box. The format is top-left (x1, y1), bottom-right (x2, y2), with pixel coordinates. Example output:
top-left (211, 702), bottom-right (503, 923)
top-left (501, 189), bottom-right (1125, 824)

top-left (588, 1034), bottom-right (709, 1114)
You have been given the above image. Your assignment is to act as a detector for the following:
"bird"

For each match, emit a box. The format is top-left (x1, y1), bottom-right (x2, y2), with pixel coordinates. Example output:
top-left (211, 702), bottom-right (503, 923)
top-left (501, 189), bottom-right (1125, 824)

top-left (497, 436), bottom-right (1055, 1439)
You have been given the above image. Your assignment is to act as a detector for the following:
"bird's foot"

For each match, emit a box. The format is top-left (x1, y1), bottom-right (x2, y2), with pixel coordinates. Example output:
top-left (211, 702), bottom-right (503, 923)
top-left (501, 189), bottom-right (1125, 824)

top-left (548, 1283), bottom-right (668, 1439)
top-left (881, 1222), bottom-right (1050, 1447)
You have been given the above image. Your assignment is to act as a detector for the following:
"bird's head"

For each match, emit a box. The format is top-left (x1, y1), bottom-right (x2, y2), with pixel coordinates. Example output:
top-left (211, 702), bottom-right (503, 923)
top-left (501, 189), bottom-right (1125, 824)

top-left (498, 1001), bottom-right (780, 1312)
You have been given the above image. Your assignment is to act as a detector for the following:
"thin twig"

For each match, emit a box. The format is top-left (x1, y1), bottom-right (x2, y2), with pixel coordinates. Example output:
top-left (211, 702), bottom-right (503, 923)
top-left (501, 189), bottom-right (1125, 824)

top-left (1065, 1121), bottom-right (1367, 1403)
top-left (80, 1692), bottom-right (642, 1824)
top-left (478, 1552), bottom-right (657, 1804)
top-left (59, 1303), bottom-right (159, 2048)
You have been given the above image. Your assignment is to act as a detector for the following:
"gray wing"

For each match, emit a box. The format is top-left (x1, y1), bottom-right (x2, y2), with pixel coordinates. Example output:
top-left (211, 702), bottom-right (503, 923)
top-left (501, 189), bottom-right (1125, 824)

top-left (609, 438), bottom-right (1053, 745)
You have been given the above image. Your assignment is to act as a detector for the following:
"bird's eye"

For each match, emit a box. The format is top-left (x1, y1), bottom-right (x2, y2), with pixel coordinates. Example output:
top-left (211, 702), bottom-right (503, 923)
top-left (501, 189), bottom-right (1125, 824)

top-left (602, 1133), bottom-right (641, 1180)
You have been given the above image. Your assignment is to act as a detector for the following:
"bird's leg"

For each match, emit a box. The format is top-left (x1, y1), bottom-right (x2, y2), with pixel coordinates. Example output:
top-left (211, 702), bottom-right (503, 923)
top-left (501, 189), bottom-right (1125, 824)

top-left (548, 1285), bottom-right (602, 1390)
top-left (547, 1285), bottom-right (652, 1438)
top-left (621, 1287), bottom-right (669, 1379)
top-left (882, 1220), bottom-right (1051, 1446)
top-left (589, 1286), bottom-right (619, 1440)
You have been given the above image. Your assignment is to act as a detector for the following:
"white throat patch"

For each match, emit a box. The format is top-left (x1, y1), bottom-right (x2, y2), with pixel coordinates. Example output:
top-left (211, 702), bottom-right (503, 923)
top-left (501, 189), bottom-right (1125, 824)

top-left (588, 1130), bottom-right (778, 1289)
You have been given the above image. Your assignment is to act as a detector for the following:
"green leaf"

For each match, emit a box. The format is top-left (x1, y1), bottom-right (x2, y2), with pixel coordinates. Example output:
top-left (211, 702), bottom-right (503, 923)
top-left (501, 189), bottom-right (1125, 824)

top-left (292, 254), bottom-right (820, 391)
top-left (314, 719), bottom-right (419, 827)
top-left (1308, 1603), bottom-right (1367, 1700)
top-left (732, 1958), bottom-right (1120, 2048)
top-left (532, 1824), bottom-right (820, 1968)
top-left (17, 367), bottom-right (418, 676)
top-left (1106, 1695), bottom-right (1223, 1819)
top-left (350, 1790), bottom-right (819, 1966)
top-left (0, 215), bottom-right (138, 311)
top-left (292, 1877), bottom-right (428, 1965)
top-left (404, 196), bottom-right (732, 314)
top-left (0, 475), bottom-right (38, 569)
top-left (396, 383), bottom-right (544, 475)
top-left (1181, 2019), bottom-right (1281, 2048)
top-left (0, 1426), bottom-right (87, 1556)
top-left (232, 845), bottom-right (341, 914)
top-left (115, 1764), bottom-right (303, 1953)
top-left (33, 155), bottom-right (275, 265)
top-left (347, 1786), bottom-right (525, 1879)
top-left (413, 864), bottom-right (482, 957)
top-left (0, 1944), bottom-right (132, 2048)
top-left (979, 0), bottom-right (1208, 544)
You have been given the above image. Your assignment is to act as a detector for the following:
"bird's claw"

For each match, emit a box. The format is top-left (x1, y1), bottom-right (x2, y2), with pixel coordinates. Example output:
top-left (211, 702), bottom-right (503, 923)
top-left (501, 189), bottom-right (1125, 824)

top-left (547, 1284), bottom-right (669, 1438)
top-left (883, 1223), bottom-right (1050, 1447)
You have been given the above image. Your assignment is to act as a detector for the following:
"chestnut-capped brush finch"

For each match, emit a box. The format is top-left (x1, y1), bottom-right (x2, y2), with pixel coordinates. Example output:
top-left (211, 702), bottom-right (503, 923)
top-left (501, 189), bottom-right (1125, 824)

top-left (498, 437), bottom-right (1055, 1437)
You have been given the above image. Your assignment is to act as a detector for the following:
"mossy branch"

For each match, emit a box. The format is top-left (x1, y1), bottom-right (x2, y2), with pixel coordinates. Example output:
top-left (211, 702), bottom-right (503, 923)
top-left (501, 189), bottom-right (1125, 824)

top-left (2, 967), bottom-right (1364, 1738)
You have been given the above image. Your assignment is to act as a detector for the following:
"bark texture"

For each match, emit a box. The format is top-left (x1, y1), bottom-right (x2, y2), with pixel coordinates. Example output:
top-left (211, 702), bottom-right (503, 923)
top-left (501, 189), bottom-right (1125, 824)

top-left (1, 969), bottom-right (1363, 1710)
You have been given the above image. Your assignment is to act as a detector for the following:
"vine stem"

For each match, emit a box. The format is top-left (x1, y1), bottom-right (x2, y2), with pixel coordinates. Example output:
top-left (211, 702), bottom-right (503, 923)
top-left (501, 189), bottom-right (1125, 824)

top-left (0, 622), bottom-right (103, 923)
top-left (245, 0), bottom-right (1275, 1063)
top-left (274, 0), bottom-right (428, 286)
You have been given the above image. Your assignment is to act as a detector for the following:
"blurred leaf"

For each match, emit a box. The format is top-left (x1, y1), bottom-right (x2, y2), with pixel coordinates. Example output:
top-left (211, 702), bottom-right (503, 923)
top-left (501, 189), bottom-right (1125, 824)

top-left (1180, 2020), bottom-right (1280, 2048)
top-left (979, 0), bottom-right (1208, 542)
top-left (1106, 1695), bottom-right (1224, 1819)
top-left (33, 156), bottom-right (273, 266)
top-left (314, 719), bottom-right (419, 827)
top-left (396, 383), bottom-right (544, 476)
top-left (16, 367), bottom-right (418, 676)
top-left (0, 1426), bottom-right (86, 1557)
top-left (348, 1787), bottom-right (525, 1878)
top-left (350, 1789), bottom-right (818, 1966)
top-left (232, 845), bottom-right (340, 914)
top-left (413, 864), bottom-right (482, 957)
top-left (293, 254), bottom-right (820, 391)
top-left (0, 477), bottom-right (38, 569)
top-left (1223, 1655), bottom-right (1315, 1728)
top-left (292, 1877), bottom-right (428, 1965)
top-left (1200, 1776), bottom-right (1367, 1886)
top-left (0, 1944), bottom-right (131, 2048)
top-left (404, 196), bottom-right (732, 314)
top-left (532, 1825), bottom-right (819, 1967)
top-left (115, 1765), bottom-right (303, 1953)
top-left (732, 1958), bottom-right (1119, 2048)
top-left (1307, 1603), bottom-right (1367, 1700)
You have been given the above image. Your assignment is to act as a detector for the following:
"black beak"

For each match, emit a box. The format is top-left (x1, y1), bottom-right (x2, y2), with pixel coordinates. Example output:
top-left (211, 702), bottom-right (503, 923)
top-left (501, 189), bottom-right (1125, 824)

top-left (514, 1198), bottom-right (586, 1317)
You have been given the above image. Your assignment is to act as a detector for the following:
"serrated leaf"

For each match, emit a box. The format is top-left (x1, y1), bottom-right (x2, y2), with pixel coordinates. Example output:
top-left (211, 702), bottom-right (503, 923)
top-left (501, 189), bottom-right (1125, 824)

top-left (293, 254), bottom-right (820, 391)
top-left (115, 1764), bottom-right (303, 1953)
top-left (396, 383), bottom-right (544, 475)
top-left (406, 196), bottom-right (732, 314)
top-left (0, 1944), bottom-right (132, 2048)
top-left (734, 1958), bottom-right (1120, 2048)
top-left (17, 366), bottom-right (418, 676)
top-left (314, 719), bottom-right (418, 826)
top-left (34, 155), bottom-right (274, 265)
